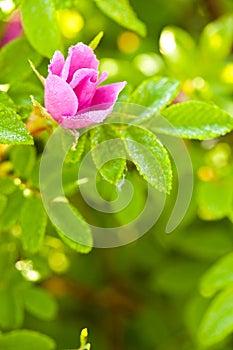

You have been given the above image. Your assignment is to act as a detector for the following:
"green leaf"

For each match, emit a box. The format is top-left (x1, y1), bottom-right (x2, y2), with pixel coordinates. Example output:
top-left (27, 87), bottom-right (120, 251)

top-left (65, 133), bottom-right (87, 164)
top-left (0, 104), bottom-right (33, 145)
top-left (0, 189), bottom-right (24, 229)
top-left (89, 31), bottom-right (104, 50)
top-left (200, 15), bottom-right (233, 62)
top-left (198, 288), bottom-right (233, 347)
top-left (129, 77), bottom-right (180, 116)
top-left (184, 293), bottom-right (210, 338)
top-left (0, 290), bottom-right (24, 330)
top-left (23, 287), bottom-right (57, 321)
top-left (122, 125), bottom-right (172, 193)
top-left (20, 196), bottom-right (47, 253)
top-left (91, 125), bottom-right (126, 185)
top-left (0, 37), bottom-right (42, 84)
top-left (0, 92), bottom-right (15, 109)
top-left (159, 101), bottom-right (233, 140)
top-left (10, 146), bottom-right (36, 179)
top-left (0, 330), bottom-right (56, 350)
top-left (200, 252), bottom-right (233, 297)
top-left (197, 179), bottom-right (233, 220)
top-left (93, 0), bottom-right (146, 37)
top-left (21, 0), bottom-right (63, 57)
top-left (8, 82), bottom-right (43, 105)
top-left (52, 202), bottom-right (93, 253)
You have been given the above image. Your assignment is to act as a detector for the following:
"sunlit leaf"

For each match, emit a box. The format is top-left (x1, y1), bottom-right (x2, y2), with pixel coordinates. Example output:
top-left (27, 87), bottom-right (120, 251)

top-left (52, 202), bottom-right (93, 253)
top-left (0, 37), bottom-right (42, 84)
top-left (21, 0), bottom-right (63, 57)
top-left (122, 125), bottom-right (172, 193)
top-left (129, 77), bottom-right (180, 116)
top-left (20, 196), bottom-right (47, 253)
top-left (93, 0), bottom-right (146, 36)
top-left (200, 252), bottom-right (233, 297)
top-left (91, 125), bottom-right (126, 185)
top-left (0, 104), bottom-right (33, 145)
top-left (198, 288), bottom-right (233, 347)
top-left (10, 146), bottom-right (36, 179)
top-left (158, 101), bottom-right (233, 139)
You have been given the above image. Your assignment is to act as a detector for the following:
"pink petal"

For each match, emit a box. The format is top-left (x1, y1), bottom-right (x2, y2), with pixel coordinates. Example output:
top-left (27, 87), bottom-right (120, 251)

top-left (44, 74), bottom-right (78, 121)
top-left (72, 70), bottom-right (98, 110)
top-left (62, 43), bottom-right (99, 82)
top-left (70, 68), bottom-right (98, 89)
top-left (97, 71), bottom-right (108, 85)
top-left (0, 10), bottom-right (23, 47)
top-left (91, 81), bottom-right (127, 106)
top-left (60, 106), bottom-right (113, 129)
top-left (48, 51), bottom-right (65, 76)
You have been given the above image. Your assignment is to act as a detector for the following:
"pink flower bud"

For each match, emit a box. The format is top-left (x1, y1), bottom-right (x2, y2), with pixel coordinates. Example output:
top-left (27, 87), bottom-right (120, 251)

top-left (0, 11), bottom-right (23, 47)
top-left (44, 43), bottom-right (127, 129)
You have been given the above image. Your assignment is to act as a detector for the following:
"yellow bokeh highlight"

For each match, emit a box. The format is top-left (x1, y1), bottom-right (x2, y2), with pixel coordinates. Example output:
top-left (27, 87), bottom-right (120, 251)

top-left (197, 166), bottom-right (216, 182)
top-left (49, 251), bottom-right (69, 273)
top-left (222, 63), bottom-right (233, 83)
top-left (57, 9), bottom-right (84, 39)
top-left (209, 33), bottom-right (223, 50)
top-left (182, 80), bottom-right (194, 94)
top-left (117, 31), bottom-right (140, 54)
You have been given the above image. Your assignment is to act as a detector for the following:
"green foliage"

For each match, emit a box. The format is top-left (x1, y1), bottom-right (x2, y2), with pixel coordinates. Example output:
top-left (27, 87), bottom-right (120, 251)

top-left (23, 287), bottom-right (57, 321)
top-left (122, 125), bottom-right (172, 193)
top-left (53, 202), bottom-right (93, 254)
top-left (129, 77), bottom-right (180, 116)
top-left (93, 0), bottom-right (146, 36)
top-left (0, 104), bottom-right (33, 144)
top-left (21, 0), bottom-right (63, 57)
top-left (91, 125), bottom-right (126, 185)
top-left (20, 196), bottom-right (47, 253)
top-left (0, 37), bottom-right (42, 84)
top-left (160, 101), bottom-right (233, 139)
top-left (198, 288), bottom-right (233, 347)
top-left (10, 146), bottom-right (36, 179)
top-left (200, 252), bottom-right (233, 297)
top-left (0, 330), bottom-right (56, 350)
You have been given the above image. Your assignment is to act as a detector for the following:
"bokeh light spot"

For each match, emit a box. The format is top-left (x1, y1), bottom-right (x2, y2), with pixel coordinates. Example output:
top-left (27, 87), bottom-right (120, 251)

top-left (0, 0), bottom-right (15, 13)
top-left (100, 58), bottom-right (119, 77)
top-left (160, 30), bottom-right (177, 54)
top-left (49, 251), bottom-right (69, 273)
top-left (134, 53), bottom-right (164, 76)
top-left (117, 31), bottom-right (140, 54)
top-left (57, 9), bottom-right (84, 39)
top-left (222, 63), bottom-right (233, 83)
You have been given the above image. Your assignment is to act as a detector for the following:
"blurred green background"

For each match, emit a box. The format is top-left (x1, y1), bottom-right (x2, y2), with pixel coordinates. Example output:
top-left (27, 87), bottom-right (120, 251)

top-left (0, 0), bottom-right (233, 349)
